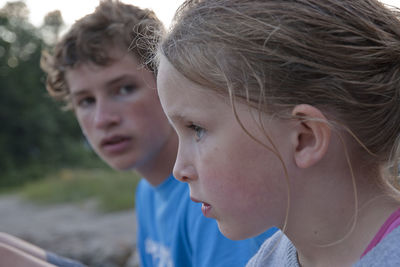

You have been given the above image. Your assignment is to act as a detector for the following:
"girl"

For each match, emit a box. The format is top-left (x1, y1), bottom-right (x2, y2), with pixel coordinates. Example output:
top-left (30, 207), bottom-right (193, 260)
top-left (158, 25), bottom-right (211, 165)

top-left (156, 0), bottom-right (400, 266)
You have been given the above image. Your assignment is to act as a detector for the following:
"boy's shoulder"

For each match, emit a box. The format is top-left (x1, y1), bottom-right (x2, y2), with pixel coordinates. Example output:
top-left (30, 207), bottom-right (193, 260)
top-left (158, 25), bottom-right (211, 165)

top-left (135, 175), bottom-right (196, 221)
top-left (136, 175), bottom-right (189, 202)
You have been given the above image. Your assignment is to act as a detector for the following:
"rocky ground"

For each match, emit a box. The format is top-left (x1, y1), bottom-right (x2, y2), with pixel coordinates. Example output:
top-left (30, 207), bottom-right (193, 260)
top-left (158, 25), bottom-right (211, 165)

top-left (0, 194), bottom-right (139, 267)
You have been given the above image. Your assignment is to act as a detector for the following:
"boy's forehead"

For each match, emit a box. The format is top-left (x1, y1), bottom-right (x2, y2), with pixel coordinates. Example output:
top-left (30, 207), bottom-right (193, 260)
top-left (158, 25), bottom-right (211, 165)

top-left (65, 51), bottom-right (156, 93)
top-left (66, 48), bottom-right (140, 74)
top-left (106, 45), bottom-right (133, 60)
top-left (67, 42), bottom-right (137, 67)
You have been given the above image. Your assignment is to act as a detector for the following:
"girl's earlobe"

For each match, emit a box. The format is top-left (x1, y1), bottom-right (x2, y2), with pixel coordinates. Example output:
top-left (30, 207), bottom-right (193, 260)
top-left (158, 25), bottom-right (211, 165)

top-left (292, 104), bottom-right (331, 169)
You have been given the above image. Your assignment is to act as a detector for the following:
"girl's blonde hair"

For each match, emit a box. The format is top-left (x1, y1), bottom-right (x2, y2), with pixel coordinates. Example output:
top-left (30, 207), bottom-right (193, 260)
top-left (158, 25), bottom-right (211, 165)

top-left (160, 0), bottom-right (400, 193)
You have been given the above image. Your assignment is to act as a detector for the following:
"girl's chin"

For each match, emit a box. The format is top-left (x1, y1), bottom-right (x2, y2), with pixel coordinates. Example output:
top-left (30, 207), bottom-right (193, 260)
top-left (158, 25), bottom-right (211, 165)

top-left (217, 222), bottom-right (255, 241)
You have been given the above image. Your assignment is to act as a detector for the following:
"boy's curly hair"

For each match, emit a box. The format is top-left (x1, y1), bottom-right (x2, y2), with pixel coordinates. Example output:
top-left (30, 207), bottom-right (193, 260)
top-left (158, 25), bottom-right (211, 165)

top-left (41, 0), bottom-right (164, 106)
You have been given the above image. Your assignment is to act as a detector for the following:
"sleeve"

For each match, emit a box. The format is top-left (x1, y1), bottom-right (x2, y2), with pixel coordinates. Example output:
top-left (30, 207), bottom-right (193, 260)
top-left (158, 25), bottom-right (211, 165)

top-left (187, 203), bottom-right (261, 267)
top-left (46, 251), bottom-right (86, 267)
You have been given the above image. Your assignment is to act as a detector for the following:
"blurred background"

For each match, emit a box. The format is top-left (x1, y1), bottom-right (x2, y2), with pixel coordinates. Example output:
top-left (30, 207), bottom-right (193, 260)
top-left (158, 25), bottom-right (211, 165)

top-left (0, 1), bottom-right (183, 266)
top-left (0, 0), bottom-right (183, 195)
top-left (0, 0), bottom-right (399, 266)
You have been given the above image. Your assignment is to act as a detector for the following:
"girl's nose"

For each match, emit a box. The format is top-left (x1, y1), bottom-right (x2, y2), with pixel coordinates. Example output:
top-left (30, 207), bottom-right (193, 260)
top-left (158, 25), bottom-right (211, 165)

top-left (173, 146), bottom-right (197, 183)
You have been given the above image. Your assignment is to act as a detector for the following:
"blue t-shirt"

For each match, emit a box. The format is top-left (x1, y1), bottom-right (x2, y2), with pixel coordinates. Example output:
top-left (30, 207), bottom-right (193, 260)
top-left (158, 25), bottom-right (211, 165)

top-left (136, 175), bottom-right (277, 267)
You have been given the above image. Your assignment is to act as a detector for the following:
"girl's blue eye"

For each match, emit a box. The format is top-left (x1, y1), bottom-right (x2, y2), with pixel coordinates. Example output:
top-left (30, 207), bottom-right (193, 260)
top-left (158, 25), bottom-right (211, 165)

top-left (188, 124), bottom-right (205, 141)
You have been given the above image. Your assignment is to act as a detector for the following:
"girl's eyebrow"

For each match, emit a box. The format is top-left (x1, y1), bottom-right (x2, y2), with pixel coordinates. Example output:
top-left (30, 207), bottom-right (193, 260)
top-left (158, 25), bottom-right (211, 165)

top-left (167, 113), bottom-right (186, 124)
top-left (165, 114), bottom-right (186, 131)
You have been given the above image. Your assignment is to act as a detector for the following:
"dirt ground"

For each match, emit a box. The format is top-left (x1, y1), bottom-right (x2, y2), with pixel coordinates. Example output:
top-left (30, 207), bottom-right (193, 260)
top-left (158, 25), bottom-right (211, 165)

top-left (0, 194), bottom-right (139, 267)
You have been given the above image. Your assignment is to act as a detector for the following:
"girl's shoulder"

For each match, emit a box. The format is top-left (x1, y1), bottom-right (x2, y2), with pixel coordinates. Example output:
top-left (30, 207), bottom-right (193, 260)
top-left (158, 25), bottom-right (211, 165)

top-left (246, 230), bottom-right (299, 267)
top-left (355, 226), bottom-right (400, 267)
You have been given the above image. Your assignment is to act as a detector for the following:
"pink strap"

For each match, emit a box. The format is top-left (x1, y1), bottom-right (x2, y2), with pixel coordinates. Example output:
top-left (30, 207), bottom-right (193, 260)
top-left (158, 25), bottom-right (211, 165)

top-left (361, 207), bottom-right (400, 258)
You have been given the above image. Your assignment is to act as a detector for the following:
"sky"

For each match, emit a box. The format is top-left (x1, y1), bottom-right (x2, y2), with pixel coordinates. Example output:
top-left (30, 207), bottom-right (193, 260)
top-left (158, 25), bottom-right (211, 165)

top-left (0, 0), bottom-right (399, 29)
top-left (0, 0), bottom-right (185, 28)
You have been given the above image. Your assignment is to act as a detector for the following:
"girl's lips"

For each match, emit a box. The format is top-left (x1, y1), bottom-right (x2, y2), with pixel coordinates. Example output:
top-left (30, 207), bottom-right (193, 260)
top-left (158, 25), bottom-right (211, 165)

top-left (190, 196), bottom-right (212, 217)
top-left (201, 202), bottom-right (212, 217)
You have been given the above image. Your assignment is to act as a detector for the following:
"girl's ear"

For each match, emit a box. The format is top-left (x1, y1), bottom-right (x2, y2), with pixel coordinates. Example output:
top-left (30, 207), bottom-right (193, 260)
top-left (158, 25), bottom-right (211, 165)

top-left (291, 104), bottom-right (331, 168)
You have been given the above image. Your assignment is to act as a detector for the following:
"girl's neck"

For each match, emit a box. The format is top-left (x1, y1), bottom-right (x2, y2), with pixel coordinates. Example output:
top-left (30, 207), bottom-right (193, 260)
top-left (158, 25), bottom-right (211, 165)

top-left (285, 136), bottom-right (400, 266)
top-left (295, 197), bottom-right (399, 267)
top-left (286, 154), bottom-right (400, 266)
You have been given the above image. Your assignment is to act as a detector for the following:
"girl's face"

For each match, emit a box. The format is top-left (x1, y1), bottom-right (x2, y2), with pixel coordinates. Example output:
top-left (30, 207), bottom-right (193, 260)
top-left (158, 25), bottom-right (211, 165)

top-left (157, 57), bottom-right (293, 240)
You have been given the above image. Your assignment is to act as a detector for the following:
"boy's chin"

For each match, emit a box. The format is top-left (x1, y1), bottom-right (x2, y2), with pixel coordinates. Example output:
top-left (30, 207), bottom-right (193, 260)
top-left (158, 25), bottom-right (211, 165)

top-left (106, 159), bottom-right (138, 172)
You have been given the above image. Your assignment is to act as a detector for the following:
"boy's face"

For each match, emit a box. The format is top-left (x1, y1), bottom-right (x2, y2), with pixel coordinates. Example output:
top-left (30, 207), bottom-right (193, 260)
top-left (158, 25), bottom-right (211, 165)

top-left (66, 51), bottom-right (174, 172)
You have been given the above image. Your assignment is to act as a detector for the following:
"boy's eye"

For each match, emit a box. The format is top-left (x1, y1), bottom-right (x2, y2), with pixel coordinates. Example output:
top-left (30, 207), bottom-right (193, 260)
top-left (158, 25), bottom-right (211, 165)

top-left (118, 85), bottom-right (136, 95)
top-left (187, 124), bottom-right (205, 141)
top-left (76, 96), bottom-right (95, 108)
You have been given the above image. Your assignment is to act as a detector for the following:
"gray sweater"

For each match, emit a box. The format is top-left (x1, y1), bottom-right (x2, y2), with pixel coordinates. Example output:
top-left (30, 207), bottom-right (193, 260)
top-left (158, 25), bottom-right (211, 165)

top-left (246, 227), bottom-right (400, 267)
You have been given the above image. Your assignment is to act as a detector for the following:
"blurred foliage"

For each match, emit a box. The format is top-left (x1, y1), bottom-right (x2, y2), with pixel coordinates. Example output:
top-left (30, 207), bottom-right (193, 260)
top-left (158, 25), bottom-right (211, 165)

top-left (20, 168), bottom-right (141, 212)
top-left (0, 1), bottom-right (104, 188)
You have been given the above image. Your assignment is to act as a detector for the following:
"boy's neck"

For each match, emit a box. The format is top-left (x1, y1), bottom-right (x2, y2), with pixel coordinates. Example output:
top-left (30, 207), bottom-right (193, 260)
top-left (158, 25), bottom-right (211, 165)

top-left (135, 131), bottom-right (178, 186)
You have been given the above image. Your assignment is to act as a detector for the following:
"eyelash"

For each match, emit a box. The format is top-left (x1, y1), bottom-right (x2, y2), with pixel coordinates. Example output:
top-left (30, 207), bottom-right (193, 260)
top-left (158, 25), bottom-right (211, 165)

top-left (187, 123), bottom-right (205, 141)
top-left (118, 84), bottom-right (136, 95)
top-left (74, 84), bottom-right (137, 108)
top-left (76, 97), bottom-right (95, 108)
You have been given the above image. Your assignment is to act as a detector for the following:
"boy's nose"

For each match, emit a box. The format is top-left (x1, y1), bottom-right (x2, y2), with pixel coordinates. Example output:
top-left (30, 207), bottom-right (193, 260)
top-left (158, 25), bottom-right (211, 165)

top-left (94, 104), bottom-right (121, 129)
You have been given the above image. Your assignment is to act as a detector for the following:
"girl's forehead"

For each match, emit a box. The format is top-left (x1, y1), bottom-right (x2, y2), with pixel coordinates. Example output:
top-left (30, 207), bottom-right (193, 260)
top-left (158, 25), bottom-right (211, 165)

top-left (158, 56), bottom-right (222, 96)
top-left (157, 57), bottom-right (230, 117)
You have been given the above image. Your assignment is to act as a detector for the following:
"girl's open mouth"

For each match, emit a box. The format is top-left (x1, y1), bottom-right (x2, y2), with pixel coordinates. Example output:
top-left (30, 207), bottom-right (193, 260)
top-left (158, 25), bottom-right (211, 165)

top-left (201, 202), bottom-right (211, 217)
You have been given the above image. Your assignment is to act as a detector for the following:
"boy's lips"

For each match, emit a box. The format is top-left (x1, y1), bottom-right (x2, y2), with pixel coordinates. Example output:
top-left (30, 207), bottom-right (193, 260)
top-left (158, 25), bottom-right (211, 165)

top-left (100, 135), bottom-right (132, 154)
top-left (191, 196), bottom-right (212, 217)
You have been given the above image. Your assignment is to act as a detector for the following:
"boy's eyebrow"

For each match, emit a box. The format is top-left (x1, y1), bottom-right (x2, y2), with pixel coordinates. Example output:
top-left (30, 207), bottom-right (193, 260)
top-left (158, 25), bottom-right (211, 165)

top-left (70, 89), bottom-right (88, 99)
top-left (70, 74), bottom-right (136, 98)
top-left (105, 74), bottom-right (134, 87)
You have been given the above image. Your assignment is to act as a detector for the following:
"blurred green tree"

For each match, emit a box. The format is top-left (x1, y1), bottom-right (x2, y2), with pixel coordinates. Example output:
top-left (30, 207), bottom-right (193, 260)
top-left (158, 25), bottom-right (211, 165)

top-left (0, 1), bottom-right (101, 188)
top-left (41, 10), bottom-right (64, 45)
